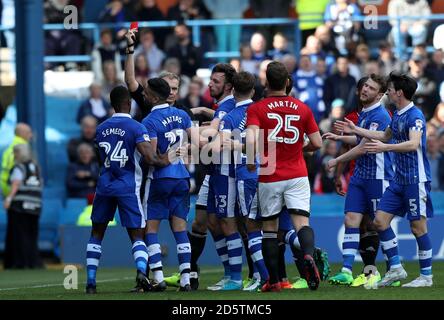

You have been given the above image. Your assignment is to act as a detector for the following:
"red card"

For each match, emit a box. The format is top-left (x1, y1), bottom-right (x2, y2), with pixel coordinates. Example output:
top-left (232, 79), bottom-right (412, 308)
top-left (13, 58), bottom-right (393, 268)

top-left (130, 22), bottom-right (138, 31)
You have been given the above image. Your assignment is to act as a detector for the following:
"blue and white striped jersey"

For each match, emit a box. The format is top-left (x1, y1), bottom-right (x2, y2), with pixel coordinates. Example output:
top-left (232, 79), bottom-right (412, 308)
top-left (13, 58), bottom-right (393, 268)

top-left (354, 103), bottom-right (394, 180)
top-left (210, 95), bottom-right (236, 177)
top-left (390, 102), bottom-right (431, 185)
top-left (95, 113), bottom-right (149, 196)
top-left (220, 99), bottom-right (258, 180)
top-left (142, 104), bottom-right (192, 179)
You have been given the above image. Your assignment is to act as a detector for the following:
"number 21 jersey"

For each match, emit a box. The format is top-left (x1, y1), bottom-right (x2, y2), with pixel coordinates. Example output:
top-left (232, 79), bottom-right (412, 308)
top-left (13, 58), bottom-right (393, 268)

top-left (246, 96), bottom-right (319, 183)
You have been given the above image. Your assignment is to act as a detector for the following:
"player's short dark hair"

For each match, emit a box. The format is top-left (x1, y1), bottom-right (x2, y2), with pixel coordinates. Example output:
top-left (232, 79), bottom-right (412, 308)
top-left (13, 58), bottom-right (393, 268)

top-left (147, 78), bottom-right (171, 100)
top-left (266, 61), bottom-right (289, 91)
top-left (369, 73), bottom-right (387, 93)
top-left (232, 71), bottom-right (255, 96)
top-left (388, 71), bottom-right (418, 100)
top-left (211, 63), bottom-right (236, 85)
top-left (357, 76), bottom-right (369, 91)
top-left (110, 85), bottom-right (130, 111)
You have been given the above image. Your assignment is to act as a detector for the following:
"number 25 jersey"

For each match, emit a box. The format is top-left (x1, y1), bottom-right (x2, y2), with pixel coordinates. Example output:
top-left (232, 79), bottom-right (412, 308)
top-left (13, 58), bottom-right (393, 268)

top-left (95, 113), bottom-right (150, 196)
top-left (246, 96), bottom-right (319, 183)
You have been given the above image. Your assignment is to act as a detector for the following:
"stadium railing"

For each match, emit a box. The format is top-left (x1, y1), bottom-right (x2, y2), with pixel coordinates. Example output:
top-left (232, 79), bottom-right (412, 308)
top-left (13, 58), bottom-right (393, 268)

top-left (1, 14), bottom-right (443, 64)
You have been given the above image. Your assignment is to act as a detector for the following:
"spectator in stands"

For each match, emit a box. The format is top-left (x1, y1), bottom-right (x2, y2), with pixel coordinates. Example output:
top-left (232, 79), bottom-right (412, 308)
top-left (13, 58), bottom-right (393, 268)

top-left (166, 22), bottom-right (203, 78)
top-left (297, 0), bottom-right (330, 46)
top-left (76, 83), bottom-right (112, 124)
top-left (239, 44), bottom-right (258, 75)
top-left (167, 0), bottom-right (210, 21)
top-left (229, 58), bottom-right (241, 72)
top-left (407, 52), bottom-right (438, 120)
top-left (249, 0), bottom-right (292, 47)
top-left (292, 54), bottom-right (326, 122)
top-left (67, 115), bottom-right (97, 163)
top-left (433, 23), bottom-right (444, 51)
top-left (249, 32), bottom-right (271, 65)
top-left (426, 133), bottom-right (443, 191)
top-left (101, 60), bottom-right (125, 103)
top-left (253, 59), bottom-right (272, 100)
top-left (323, 55), bottom-right (356, 114)
top-left (426, 49), bottom-right (444, 85)
top-left (388, 0), bottom-right (431, 59)
top-left (66, 143), bottom-right (99, 198)
top-left (324, 0), bottom-right (362, 55)
top-left (134, 0), bottom-right (166, 48)
top-left (364, 60), bottom-right (381, 77)
top-left (313, 139), bottom-right (339, 194)
top-left (319, 98), bottom-right (344, 134)
top-left (1, 123), bottom-right (33, 198)
top-left (269, 32), bottom-right (290, 60)
top-left (203, 0), bottom-right (249, 62)
top-left (179, 76), bottom-right (211, 110)
top-left (91, 29), bottom-right (123, 83)
top-left (377, 41), bottom-right (402, 76)
top-left (3, 144), bottom-right (43, 269)
top-left (315, 57), bottom-right (329, 79)
top-left (301, 35), bottom-right (335, 70)
top-left (355, 43), bottom-right (370, 76)
top-left (134, 53), bottom-right (150, 85)
top-left (44, 0), bottom-right (83, 70)
top-left (315, 24), bottom-right (340, 58)
top-left (428, 102), bottom-right (444, 134)
top-left (134, 28), bottom-right (166, 77)
top-left (280, 54), bottom-right (297, 75)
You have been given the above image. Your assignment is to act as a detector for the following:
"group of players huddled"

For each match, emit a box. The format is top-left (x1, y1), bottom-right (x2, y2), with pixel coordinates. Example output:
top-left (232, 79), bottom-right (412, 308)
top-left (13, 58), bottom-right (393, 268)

top-left (84, 28), bottom-right (434, 294)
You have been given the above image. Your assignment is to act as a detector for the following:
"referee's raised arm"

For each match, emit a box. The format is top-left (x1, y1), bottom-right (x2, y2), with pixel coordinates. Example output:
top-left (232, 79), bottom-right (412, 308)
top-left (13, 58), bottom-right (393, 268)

top-left (124, 28), bottom-right (152, 119)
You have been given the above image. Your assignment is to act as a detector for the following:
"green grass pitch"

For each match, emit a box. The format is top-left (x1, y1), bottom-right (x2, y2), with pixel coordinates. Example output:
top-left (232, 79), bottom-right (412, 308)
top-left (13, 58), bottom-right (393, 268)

top-left (0, 262), bottom-right (443, 300)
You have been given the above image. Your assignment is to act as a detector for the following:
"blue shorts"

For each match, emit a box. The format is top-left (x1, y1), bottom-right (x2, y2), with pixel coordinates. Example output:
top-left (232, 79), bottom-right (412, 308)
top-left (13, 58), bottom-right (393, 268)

top-left (147, 178), bottom-right (190, 221)
top-left (91, 193), bottom-right (145, 228)
top-left (207, 174), bottom-right (236, 218)
top-left (236, 179), bottom-right (260, 221)
top-left (378, 181), bottom-right (434, 221)
top-left (344, 176), bottom-right (390, 219)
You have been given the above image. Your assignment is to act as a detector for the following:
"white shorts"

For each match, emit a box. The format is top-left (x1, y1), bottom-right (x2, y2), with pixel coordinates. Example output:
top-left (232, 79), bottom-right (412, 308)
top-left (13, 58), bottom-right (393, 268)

top-left (258, 177), bottom-right (310, 218)
top-left (195, 174), bottom-right (210, 208)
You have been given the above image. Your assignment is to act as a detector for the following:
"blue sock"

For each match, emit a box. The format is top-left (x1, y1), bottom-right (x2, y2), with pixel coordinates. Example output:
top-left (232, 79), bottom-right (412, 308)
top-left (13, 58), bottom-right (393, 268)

top-left (174, 231), bottom-right (191, 286)
top-left (342, 227), bottom-right (360, 273)
top-left (145, 233), bottom-right (163, 281)
top-left (86, 236), bottom-right (102, 286)
top-left (285, 229), bottom-right (301, 250)
top-left (131, 238), bottom-right (148, 274)
top-left (248, 231), bottom-right (269, 281)
top-left (213, 234), bottom-right (230, 277)
top-left (379, 227), bottom-right (401, 269)
top-left (226, 232), bottom-right (243, 281)
top-left (416, 233), bottom-right (432, 276)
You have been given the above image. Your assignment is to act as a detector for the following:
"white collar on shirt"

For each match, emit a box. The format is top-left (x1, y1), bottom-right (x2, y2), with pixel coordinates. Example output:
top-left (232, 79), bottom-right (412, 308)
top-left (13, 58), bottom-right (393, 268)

top-left (151, 103), bottom-right (170, 111)
top-left (112, 113), bottom-right (132, 118)
top-left (396, 101), bottom-right (414, 115)
top-left (361, 101), bottom-right (381, 113)
top-left (235, 99), bottom-right (253, 108)
top-left (216, 95), bottom-right (234, 106)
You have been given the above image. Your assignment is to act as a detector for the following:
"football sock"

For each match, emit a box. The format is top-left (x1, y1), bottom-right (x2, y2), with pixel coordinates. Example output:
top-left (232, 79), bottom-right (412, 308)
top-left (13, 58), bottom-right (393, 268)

top-left (131, 238), bottom-right (148, 274)
top-left (262, 232), bottom-right (279, 284)
top-left (359, 231), bottom-right (379, 270)
top-left (379, 227), bottom-right (401, 269)
top-left (145, 233), bottom-right (164, 282)
top-left (416, 233), bottom-right (433, 276)
top-left (342, 227), bottom-right (360, 273)
top-left (188, 230), bottom-right (206, 273)
top-left (297, 226), bottom-right (315, 257)
top-left (86, 236), bottom-right (102, 286)
top-left (213, 234), bottom-right (230, 277)
top-left (174, 231), bottom-right (191, 286)
top-left (248, 231), bottom-right (269, 281)
top-left (226, 232), bottom-right (243, 281)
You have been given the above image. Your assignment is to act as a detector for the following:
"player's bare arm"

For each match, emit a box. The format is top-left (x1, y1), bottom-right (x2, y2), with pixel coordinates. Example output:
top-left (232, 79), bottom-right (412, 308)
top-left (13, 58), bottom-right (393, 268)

top-left (245, 125), bottom-right (259, 172)
top-left (328, 138), bottom-right (368, 170)
top-left (124, 29), bottom-right (139, 93)
top-left (364, 129), bottom-right (421, 154)
top-left (191, 107), bottom-right (216, 118)
top-left (322, 132), bottom-right (358, 146)
top-left (335, 118), bottom-right (392, 142)
top-left (137, 140), bottom-right (169, 167)
top-left (303, 131), bottom-right (322, 152)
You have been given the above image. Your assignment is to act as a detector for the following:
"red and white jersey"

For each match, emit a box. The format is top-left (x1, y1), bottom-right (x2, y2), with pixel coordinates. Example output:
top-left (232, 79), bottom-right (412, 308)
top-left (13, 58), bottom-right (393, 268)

top-left (246, 96), bottom-right (319, 183)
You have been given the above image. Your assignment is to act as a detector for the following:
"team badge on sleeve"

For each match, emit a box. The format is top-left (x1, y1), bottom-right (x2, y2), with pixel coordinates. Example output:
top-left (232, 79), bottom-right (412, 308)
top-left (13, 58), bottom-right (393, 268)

top-left (369, 122), bottom-right (379, 131)
top-left (143, 134), bottom-right (150, 141)
top-left (414, 119), bottom-right (424, 131)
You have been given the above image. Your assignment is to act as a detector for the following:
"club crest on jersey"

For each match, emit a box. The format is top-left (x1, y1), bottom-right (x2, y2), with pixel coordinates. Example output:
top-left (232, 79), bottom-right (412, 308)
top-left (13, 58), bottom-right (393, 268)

top-left (415, 119), bottom-right (423, 129)
top-left (218, 111), bottom-right (227, 119)
top-left (369, 122), bottom-right (379, 131)
top-left (143, 134), bottom-right (150, 141)
top-left (219, 121), bottom-right (225, 130)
